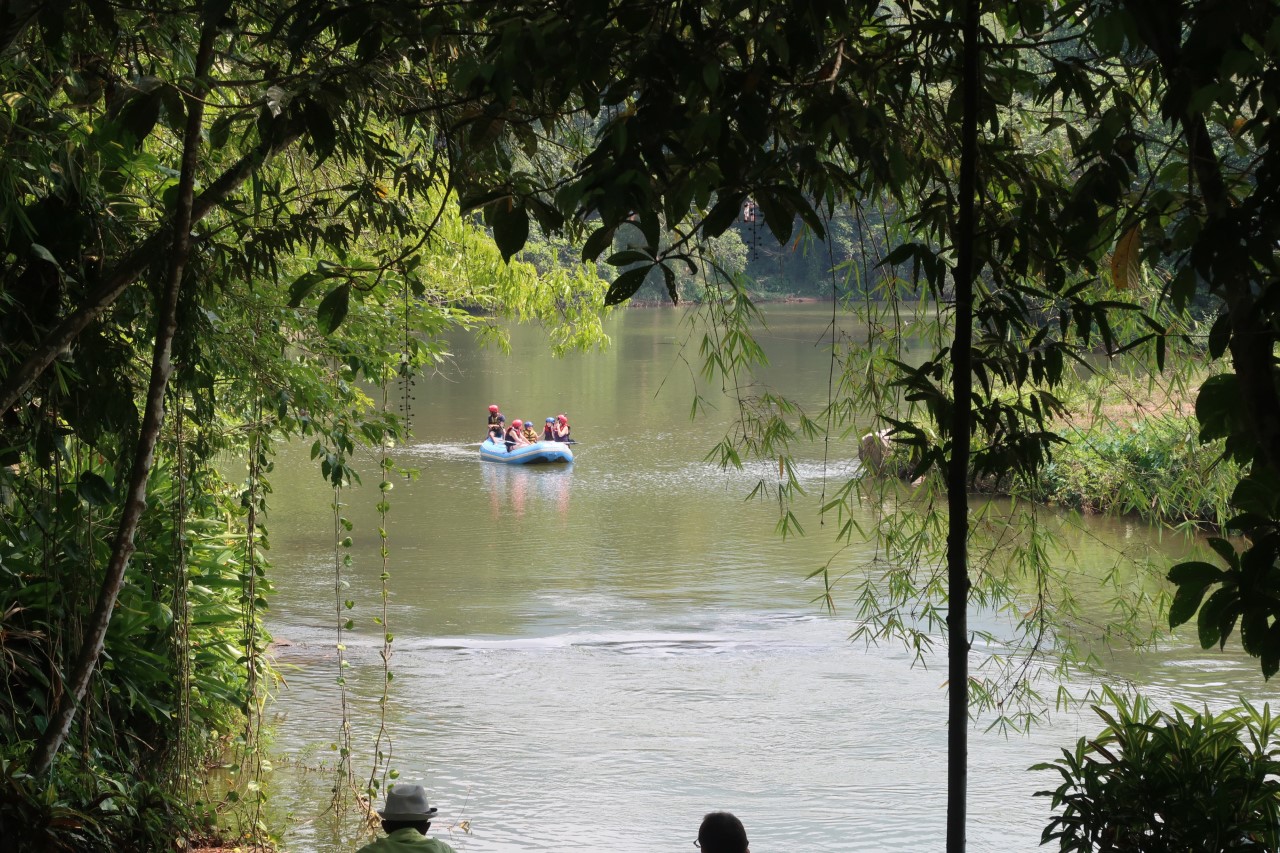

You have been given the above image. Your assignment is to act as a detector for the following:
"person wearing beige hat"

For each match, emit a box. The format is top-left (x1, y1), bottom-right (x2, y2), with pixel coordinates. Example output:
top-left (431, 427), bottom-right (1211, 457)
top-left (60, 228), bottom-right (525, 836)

top-left (356, 783), bottom-right (458, 853)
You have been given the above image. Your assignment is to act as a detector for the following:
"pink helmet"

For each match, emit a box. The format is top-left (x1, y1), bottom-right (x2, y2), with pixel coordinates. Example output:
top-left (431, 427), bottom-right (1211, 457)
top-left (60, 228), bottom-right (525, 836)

top-left (512, 420), bottom-right (523, 429)
top-left (488, 404), bottom-right (499, 413)
top-left (557, 414), bottom-right (568, 423)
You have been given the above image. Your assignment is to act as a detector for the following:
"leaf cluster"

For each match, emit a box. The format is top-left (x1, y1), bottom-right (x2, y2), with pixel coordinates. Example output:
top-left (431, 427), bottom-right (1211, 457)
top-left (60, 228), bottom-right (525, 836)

top-left (1036, 689), bottom-right (1280, 852)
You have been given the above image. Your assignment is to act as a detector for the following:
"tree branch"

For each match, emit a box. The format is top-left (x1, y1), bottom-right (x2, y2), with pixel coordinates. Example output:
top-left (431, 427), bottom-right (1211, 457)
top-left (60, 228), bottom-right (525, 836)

top-left (0, 123), bottom-right (302, 416)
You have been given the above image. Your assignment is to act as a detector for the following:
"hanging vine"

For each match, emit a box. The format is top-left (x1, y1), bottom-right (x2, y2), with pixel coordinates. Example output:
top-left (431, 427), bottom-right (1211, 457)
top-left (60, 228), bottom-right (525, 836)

top-left (399, 277), bottom-right (416, 436)
top-left (328, 382), bottom-right (357, 816)
top-left (366, 270), bottom-right (417, 805)
top-left (241, 390), bottom-right (269, 834)
top-left (365, 378), bottom-right (396, 807)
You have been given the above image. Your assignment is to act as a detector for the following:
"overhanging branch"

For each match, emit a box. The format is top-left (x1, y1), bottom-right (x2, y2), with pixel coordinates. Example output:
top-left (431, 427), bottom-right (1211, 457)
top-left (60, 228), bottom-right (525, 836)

top-left (0, 125), bottom-right (302, 415)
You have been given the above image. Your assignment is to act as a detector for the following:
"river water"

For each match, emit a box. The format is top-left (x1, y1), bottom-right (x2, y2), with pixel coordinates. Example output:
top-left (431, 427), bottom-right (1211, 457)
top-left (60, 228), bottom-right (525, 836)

top-left (261, 304), bottom-right (1276, 852)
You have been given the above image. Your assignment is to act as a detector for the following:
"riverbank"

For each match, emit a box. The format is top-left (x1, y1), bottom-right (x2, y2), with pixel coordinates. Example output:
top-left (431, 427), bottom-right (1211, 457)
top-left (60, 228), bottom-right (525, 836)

top-left (623, 294), bottom-right (828, 307)
top-left (866, 374), bottom-right (1228, 530)
top-left (1029, 374), bottom-right (1229, 528)
top-left (1027, 414), bottom-right (1233, 527)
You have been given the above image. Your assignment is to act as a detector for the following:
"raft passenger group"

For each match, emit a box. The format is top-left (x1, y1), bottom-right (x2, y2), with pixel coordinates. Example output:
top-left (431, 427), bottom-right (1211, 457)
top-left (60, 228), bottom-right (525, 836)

top-left (486, 403), bottom-right (571, 451)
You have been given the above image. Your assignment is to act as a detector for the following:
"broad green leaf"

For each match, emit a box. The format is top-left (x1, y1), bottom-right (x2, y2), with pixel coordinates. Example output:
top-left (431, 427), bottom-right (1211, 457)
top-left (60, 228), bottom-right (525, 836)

top-left (1168, 581), bottom-right (1211, 630)
top-left (1198, 587), bottom-right (1238, 649)
top-left (316, 284), bottom-right (351, 335)
top-left (1169, 560), bottom-right (1227, 587)
top-left (114, 88), bottom-right (161, 149)
top-left (30, 243), bottom-right (57, 265)
top-left (1207, 312), bottom-right (1230, 359)
top-left (302, 99), bottom-right (337, 163)
top-left (605, 249), bottom-right (652, 267)
top-left (158, 83), bottom-right (186, 134)
top-left (1241, 609), bottom-right (1269, 656)
top-left (1232, 473), bottom-right (1280, 518)
top-left (604, 266), bottom-right (650, 306)
top-left (660, 264), bottom-right (678, 304)
top-left (582, 224), bottom-right (617, 262)
top-left (1196, 374), bottom-right (1245, 443)
top-left (77, 472), bottom-right (114, 507)
top-left (1206, 537), bottom-right (1238, 568)
top-left (702, 195), bottom-right (743, 238)
top-left (755, 192), bottom-right (794, 244)
top-left (491, 201), bottom-right (529, 262)
top-left (287, 271), bottom-right (329, 307)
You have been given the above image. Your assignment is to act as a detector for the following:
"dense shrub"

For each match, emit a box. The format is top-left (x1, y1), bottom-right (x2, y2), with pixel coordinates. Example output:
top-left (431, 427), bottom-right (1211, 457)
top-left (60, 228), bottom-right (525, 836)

top-left (1028, 416), bottom-right (1236, 528)
top-left (1036, 690), bottom-right (1280, 852)
top-left (0, 461), bottom-right (269, 850)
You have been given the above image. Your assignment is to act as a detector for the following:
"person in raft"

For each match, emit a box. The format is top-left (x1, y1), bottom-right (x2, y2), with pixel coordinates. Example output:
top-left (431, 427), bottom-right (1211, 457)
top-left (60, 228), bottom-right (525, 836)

top-left (487, 414), bottom-right (505, 441)
top-left (355, 783), bottom-right (458, 853)
top-left (487, 404), bottom-right (502, 428)
top-left (552, 413), bottom-right (571, 442)
top-left (522, 419), bottom-right (540, 443)
top-left (505, 419), bottom-right (528, 450)
top-left (696, 811), bottom-right (749, 853)
top-left (542, 417), bottom-right (556, 442)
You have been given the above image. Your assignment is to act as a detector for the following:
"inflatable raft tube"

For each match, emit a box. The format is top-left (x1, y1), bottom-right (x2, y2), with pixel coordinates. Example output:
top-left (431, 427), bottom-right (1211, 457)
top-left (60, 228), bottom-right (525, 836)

top-left (480, 437), bottom-right (574, 464)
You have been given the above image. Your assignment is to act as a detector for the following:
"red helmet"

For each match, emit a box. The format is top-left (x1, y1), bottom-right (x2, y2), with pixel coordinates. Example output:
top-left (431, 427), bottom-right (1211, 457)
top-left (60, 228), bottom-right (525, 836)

top-left (512, 419), bottom-right (523, 429)
top-left (557, 414), bottom-right (568, 423)
top-left (488, 404), bottom-right (499, 413)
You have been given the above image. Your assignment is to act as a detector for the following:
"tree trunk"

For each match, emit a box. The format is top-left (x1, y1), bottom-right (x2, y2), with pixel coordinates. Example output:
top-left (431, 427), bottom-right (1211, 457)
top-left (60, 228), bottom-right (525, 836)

top-left (28, 12), bottom-right (219, 778)
top-left (1126, 0), bottom-right (1280, 497)
top-left (947, 0), bottom-right (980, 850)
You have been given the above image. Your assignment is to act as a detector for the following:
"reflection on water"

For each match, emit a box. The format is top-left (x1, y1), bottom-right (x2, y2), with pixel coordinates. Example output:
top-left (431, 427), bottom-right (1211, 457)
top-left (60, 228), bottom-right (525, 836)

top-left (262, 306), bottom-right (1280, 853)
top-left (480, 463), bottom-right (574, 521)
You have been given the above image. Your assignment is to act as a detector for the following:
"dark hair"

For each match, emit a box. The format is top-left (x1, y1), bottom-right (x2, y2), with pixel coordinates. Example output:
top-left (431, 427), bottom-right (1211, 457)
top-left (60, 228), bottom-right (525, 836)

top-left (381, 819), bottom-right (431, 835)
top-left (698, 812), bottom-right (748, 853)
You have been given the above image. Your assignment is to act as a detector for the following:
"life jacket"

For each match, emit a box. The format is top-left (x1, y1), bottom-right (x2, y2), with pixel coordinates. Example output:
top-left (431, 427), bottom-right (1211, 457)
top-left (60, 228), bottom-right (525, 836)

top-left (523, 428), bottom-right (539, 443)
top-left (488, 413), bottom-right (503, 426)
top-left (542, 426), bottom-right (554, 441)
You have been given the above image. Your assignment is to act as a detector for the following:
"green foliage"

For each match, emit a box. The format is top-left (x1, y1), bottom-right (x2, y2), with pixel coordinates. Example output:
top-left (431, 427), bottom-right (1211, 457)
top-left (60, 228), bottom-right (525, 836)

top-left (1166, 431), bottom-right (1280, 677)
top-left (1166, 484), bottom-right (1280, 677)
top-left (1031, 416), bottom-right (1237, 527)
top-left (0, 458), bottom-right (264, 848)
top-left (0, 753), bottom-right (215, 853)
top-left (0, 0), bottom-right (612, 839)
top-left (5, 0), bottom-right (1280, 846)
top-left (1036, 690), bottom-right (1280, 852)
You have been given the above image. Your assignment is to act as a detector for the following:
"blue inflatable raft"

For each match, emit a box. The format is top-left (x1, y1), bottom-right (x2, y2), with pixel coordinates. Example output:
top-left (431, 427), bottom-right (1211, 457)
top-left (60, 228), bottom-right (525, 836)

top-left (480, 437), bottom-right (574, 465)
